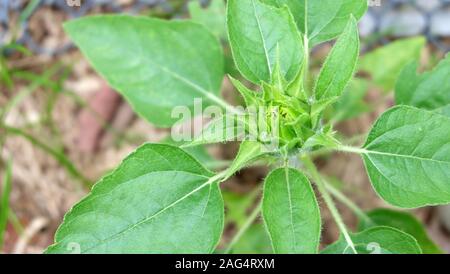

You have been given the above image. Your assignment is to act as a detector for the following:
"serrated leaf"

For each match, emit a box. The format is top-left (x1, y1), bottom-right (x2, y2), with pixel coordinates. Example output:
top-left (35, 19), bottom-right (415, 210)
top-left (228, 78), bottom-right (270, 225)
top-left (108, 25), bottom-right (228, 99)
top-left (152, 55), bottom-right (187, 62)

top-left (262, 168), bottom-right (321, 254)
top-left (227, 0), bottom-right (303, 84)
top-left (261, 0), bottom-right (367, 47)
top-left (322, 226), bottom-right (422, 254)
top-left (359, 209), bottom-right (442, 254)
top-left (362, 106), bottom-right (450, 208)
top-left (161, 138), bottom-right (214, 167)
top-left (64, 15), bottom-right (224, 128)
top-left (188, 0), bottom-right (227, 41)
top-left (46, 144), bottom-right (224, 254)
top-left (314, 16), bottom-right (359, 101)
top-left (395, 54), bottom-right (450, 111)
top-left (359, 37), bottom-right (425, 92)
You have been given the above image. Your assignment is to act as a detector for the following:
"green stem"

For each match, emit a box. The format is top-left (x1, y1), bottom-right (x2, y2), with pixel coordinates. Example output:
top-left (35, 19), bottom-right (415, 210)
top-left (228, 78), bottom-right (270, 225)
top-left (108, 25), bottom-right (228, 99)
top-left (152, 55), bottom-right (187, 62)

top-left (224, 201), bottom-right (262, 254)
top-left (342, 133), bottom-right (367, 146)
top-left (301, 155), bottom-right (357, 254)
top-left (301, 147), bottom-right (334, 158)
top-left (337, 145), bottom-right (367, 154)
top-left (324, 181), bottom-right (373, 225)
top-left (302, 35), bottom-right (310, 99)
top-left (303, 0), bottom-right (309, 98)
top-left (204, 160), bottom-right (232, 170)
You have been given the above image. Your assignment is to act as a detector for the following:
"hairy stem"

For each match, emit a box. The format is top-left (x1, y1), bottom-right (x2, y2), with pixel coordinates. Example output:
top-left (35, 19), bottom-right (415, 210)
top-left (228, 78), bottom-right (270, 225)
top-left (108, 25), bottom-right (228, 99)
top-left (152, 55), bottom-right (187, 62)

top-left (204, 160), bottom-right (232, 170)
top-left (337, 145), bottom-right (367, 154)
top-left (301, 155), bottom-right (357, 254)
top-left (342, 133), bottom-right (367, 146)
top-left (224, 201), bottom-right (262, 254)
top-left (302, 35), bottom-right (310, 99)
top-left (324, 181), bottom-right (373, 225)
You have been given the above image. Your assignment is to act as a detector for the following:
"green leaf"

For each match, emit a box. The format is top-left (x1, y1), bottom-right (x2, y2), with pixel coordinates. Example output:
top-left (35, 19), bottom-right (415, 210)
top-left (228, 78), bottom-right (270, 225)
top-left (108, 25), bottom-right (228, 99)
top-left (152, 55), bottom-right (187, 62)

top-left (227, 0), bottom-right (304, 84)
top-left (314, 16), bottom-right (359, 100)
top-left (362, 106), bottom-right (450, 208)
top-left (395, 54), bottom-right (450, 111)
top-left (310, 96), bottom-right (339, 126)
top-left (262, 0), bottom-right (367, 47)
top-left (161, 138), bottom-right (214, 167)
top-left (225, 141), bottom-right (272, 179)
top-left (303, 131), bottom-right (340, 150)
top-left (359, 37), bottom-right (425, 92)
top-left (322, 226), bottom-right (422, 254)
top-left (231, 224), bottom-right (273, 254)
top-left (64, 15), bottom-right (224, 128)
top-left (262, 168), bottom-right (321, 254)
top-left (436, 104), bottom-right (450, 118)
top-left (45, 144), bottom-right (224, 254)
top-left (229, 76), bottom-right (263, 107)
top-left (188, 0), bottom-right (227, 41)
top-left (359, 209), bottom-right (442, 254)
top-left (188, 114), bottom-right (247, 147)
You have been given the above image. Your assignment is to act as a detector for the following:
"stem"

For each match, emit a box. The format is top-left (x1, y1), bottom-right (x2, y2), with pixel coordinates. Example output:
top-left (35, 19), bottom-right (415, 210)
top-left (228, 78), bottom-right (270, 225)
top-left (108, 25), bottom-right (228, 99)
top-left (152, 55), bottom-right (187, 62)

top-left (301, 155), bottom-right (357, 254)
top-left (337, 145), bottom-right (367, 154)
top-left (324, 181), bottom-right (373, 225)
top-left (224, 201), bottom-right (262, 254)
top-left (302, 35), bottom-right (310, 99)
top-left (204, 160), bottom-right (232, 170)
top-left (301, 147), bottom-right (335, 158)
top-left (342, 133), bottom-right (367, 146)
top-left (303, 0), bottom-right (309, 98)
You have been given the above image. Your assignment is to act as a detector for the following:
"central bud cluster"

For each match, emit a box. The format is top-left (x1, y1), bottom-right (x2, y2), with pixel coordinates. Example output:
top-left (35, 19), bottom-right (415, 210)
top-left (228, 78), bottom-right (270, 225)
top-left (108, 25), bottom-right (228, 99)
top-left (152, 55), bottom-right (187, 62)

top-left (259, 81), bottom-right (315, 150)
top-left (231, 68), bottom-right (338, 153)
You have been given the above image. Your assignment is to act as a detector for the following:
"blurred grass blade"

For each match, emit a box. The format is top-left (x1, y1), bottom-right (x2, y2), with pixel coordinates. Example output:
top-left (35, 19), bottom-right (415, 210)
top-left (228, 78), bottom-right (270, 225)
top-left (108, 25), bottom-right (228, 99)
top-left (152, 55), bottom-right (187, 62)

top-left (1, 64), bottom-right (63, 118)
top-left (0, 57), bottom-right (14, 90)
top-left (19, 0), bottom-right (41, 24)
top-left (0, 160), bottom-right (12, 250)
top-left (1, 125), bottom-right (91, 187)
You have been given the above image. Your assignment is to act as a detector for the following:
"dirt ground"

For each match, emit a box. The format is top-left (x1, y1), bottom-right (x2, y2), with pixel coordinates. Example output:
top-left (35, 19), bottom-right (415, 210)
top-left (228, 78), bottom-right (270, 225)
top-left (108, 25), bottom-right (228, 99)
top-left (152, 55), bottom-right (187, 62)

top-left (1, 2), bottom-right (449, 254)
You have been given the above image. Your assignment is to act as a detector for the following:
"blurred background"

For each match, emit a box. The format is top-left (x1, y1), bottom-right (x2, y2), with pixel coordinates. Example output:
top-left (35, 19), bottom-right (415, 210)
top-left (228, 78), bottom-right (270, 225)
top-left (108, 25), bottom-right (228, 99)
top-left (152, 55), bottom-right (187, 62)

top-left (0, 0), bottom-right (449, 254)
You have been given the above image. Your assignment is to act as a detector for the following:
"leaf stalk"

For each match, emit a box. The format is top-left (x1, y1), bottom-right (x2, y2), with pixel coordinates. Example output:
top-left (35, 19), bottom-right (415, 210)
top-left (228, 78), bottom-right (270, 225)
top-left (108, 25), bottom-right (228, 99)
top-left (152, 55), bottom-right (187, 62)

top-left (301, 155), bottom-right (357, 254)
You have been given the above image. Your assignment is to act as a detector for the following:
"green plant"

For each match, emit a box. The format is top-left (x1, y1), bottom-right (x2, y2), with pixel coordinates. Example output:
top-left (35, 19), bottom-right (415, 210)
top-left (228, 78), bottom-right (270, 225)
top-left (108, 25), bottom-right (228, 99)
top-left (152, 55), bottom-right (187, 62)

top-left (0, 159), bottom-right (12, 250)
top-left (45, 0), bottom-right (450, 254)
